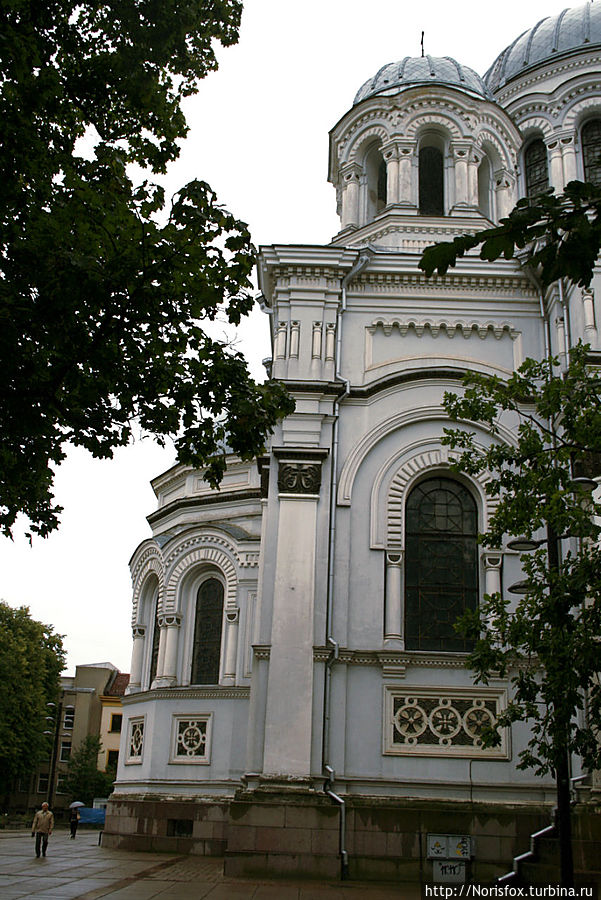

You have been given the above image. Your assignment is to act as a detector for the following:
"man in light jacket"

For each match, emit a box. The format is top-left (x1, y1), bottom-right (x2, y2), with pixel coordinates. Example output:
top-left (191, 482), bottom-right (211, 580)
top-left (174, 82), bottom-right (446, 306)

top-left (31, 802), bottom-right (54, 857)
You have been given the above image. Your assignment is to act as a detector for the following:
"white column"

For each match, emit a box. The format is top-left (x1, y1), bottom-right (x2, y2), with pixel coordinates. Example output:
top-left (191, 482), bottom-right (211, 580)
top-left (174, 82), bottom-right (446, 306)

top-left (384, 552), bottom-right (404, 646)
top-left (468, 151), bottom-right (480, 208)
top-left (127, 625), bottom-right (146, 693)
top-left (159, 613), bottom-right (182, 685)
top-left (452, 144), bottom-right (470, 207)
top-left (263, 456), bottom-right (324, 777)
top-left (311, 321), bottom-right (323, 359)
top-left (155, 616), bottom-right (168, 684)
top-left (382, 143), bottom-right (399, 204)
top-left (561, 136), bottom-right (578, 184)
top-left (222, 609), bottom-right (240, 685)
top-left (482, 552), bottom-right (502, 597)
top-left (548, 140), bottom-right (565, 192)
top-left (341, 164), bottom-right (361, 228)
top-left (583, 289), bottom-right (598, 347)
top-left (289, 321), bottom-right (300, 359)
top-left (398, 142), bottom-right (415, 206)
top-left (494, 170), bottom-right (515, 221)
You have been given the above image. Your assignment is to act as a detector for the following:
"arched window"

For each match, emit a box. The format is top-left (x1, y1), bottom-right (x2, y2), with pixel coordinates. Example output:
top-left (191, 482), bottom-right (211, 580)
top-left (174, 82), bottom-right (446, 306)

top-left (524, 139), bottom-right (549, 197)
top-left (582, 119), bottom-right (601, 186)
top-left (405, 477), bottom-right (478, 652)
top-left (149, 600), bottom-right (160, 686)
top-left (478, 156), bottom-right (492, 219)
top-left (365, 145), bottom-right (386, 222)
top-left (191, 577), bottom-right (224, 684)
top-left (419, 146), bottom-right (444, 215)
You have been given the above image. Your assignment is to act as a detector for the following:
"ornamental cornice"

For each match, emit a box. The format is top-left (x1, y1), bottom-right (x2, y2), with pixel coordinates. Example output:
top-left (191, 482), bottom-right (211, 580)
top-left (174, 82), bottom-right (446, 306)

top-left (312, 646), bottom-right (469, 669)
top-left (563, 93), bottom-right (601, 130)
top-left (348, 269), bottom-right (535, 296)
top-left (122, 686), bottom-right (250, 704)
top-left (252, 645), bottom-right (271, 660)
top-left (336, 109), bottom-right (391, 158)
top-left (131, 546), bottom-right (164, 624)
top-left (496, 54), bottom-right (600, 106)
top-left (369, 318), bottom-right (519, 340)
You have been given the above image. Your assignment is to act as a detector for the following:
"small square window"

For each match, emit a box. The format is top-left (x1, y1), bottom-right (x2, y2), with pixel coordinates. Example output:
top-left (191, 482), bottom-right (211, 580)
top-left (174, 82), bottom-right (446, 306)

top-left (56, 774), bottom-right (68, 795)
top-left (110, 713), bottom-right (122, 733)
top-left (107, 750), bottom-right (119, 770)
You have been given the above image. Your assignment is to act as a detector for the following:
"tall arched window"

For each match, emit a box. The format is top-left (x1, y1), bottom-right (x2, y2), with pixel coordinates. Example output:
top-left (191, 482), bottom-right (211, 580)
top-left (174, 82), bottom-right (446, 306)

top-left (419, 146), bottom-right (444, 215)
top-left (365, 145), bottom-right (386, 222)
top-left (478, 156), bottom-right (492, 219)
top-left (405, 477), bottom-right (478, 652)
top-left (149, 600), bottom-right (160, 685)
top-left (582, 119), bottom-right (601, 186)
top-left (524, 139), bottom-right (549, 197)
top-left (191, 577), bottom-right (224, 684)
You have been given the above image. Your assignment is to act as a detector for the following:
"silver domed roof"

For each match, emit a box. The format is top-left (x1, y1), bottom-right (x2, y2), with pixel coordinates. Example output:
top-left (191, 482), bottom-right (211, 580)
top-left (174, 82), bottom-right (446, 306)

top-left (353, 55), bottom-right (492, 105)
top-left (485, 2), bottom-right (601, 92)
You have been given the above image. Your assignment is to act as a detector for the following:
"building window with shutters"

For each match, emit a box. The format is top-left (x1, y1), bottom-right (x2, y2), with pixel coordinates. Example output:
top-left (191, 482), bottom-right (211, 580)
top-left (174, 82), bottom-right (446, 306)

top-left (405, 477), bottom-right (478, 652)
top-left (190, 577), bottom-right (224, 685)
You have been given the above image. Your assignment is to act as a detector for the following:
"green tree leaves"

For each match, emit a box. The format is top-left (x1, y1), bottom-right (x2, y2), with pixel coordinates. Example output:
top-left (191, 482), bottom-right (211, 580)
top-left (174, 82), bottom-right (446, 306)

top-left (0, 602), bottom-right (65, 800)
top-left (63, 735), bottom-right (114, 805)
top-left (0, 0), bottom-right (294, 538)
top-left (444, 347), bottom-right (601, 775)
top-left (419, 182), bottom-right (601, 290)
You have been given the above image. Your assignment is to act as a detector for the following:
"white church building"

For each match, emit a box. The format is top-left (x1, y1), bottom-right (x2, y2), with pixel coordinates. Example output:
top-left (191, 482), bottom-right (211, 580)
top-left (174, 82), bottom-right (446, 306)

top-left (104, 2), bottom-right (601, 882)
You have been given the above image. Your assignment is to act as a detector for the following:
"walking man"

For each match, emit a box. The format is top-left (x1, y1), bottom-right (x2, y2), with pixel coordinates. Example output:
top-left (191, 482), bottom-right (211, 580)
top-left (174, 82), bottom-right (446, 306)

top-left (31, 801), bottom-right (54, 857)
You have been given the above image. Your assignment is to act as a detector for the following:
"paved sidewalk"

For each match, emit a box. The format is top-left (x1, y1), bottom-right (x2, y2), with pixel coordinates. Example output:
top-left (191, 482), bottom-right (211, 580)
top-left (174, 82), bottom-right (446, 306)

top-left (0, 830), bottom-right (418, 898)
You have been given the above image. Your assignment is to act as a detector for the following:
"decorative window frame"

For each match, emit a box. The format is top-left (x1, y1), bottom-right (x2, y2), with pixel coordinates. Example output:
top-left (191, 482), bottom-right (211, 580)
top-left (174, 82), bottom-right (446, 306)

top-left (383, 685), bottom-right (509, 759)
top-left (125, 716), bottom-right (145, 765)
top-left (169, 714), bottom-right (212, 765)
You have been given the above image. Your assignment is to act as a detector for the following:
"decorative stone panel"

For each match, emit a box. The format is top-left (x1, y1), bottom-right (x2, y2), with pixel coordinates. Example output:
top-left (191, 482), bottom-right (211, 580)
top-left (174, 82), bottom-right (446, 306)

top-left (169, 715), bottom-right (212, 764)
top-left (277, 462), bottom-right (322, 495)
top-left (126, 717), bottom-right (145, 764)
top-left (383, 686), bottom-right (508, 758)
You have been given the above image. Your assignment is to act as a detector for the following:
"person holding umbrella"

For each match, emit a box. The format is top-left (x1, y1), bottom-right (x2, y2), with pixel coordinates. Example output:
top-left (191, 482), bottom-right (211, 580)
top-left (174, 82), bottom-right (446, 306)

top-left (69, 801), bottom-right (83, 838)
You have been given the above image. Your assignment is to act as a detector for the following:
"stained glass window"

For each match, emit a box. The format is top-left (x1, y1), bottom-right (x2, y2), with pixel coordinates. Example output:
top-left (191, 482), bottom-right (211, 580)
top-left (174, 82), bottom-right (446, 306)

top-left (582, 120), bottom-right (601, 186)
top-left (525, 139), bottom-right (549, 197)
top-left (405, 478), bottom-right (478, 652)
top-left (191, 578), bottom-right (224, 684)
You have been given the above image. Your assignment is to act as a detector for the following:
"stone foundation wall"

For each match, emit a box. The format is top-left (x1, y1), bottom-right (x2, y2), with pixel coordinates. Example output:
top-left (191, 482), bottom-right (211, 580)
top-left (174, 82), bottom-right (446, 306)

top-left (103, 792), bottom-right (601, 882)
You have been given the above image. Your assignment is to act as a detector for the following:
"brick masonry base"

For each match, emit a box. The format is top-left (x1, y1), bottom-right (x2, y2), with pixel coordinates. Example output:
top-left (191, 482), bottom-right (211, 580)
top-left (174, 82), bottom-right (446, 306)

top-left (103, 792), bottom-right (601, 882)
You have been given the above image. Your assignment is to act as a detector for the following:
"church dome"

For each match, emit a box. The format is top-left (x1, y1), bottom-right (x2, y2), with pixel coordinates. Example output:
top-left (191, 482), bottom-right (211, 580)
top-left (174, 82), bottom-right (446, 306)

top-left (353, 55), bottom-right (492, 105)
top-left (485, 2), bottom-right (601, 92)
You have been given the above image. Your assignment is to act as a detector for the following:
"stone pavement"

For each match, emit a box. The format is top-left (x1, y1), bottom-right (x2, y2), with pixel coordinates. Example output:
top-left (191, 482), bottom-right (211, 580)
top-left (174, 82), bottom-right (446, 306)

top-left (0, 829), bottom-right (420, 899)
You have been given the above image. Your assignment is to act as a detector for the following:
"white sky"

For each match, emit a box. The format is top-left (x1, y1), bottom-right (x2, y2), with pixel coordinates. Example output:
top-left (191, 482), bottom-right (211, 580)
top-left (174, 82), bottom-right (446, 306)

top-left (0, 0), bottom-right (577, 674)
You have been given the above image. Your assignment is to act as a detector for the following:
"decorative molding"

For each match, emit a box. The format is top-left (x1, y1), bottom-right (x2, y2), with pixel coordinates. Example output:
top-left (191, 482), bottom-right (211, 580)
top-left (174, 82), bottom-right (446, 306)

top-left (385, 446), bottom-right (497, 546)
top-left (164, 543), bottom-right (238, 612)
top-left (253, 645), bottom-right (271, 661)
top-left (158, 613), bottom-right (182, 628)
top-left (146, 490), bottom-right (261, 526)
top-left (338, 406), bottom-right (517, 507)
top-left (383, 686), bottom-right (508, 758)
top-left (312, 646), bottom-right (470, 669)
top-left (368, 318), bottom-right (519, 341)
top-left (277, 461), bottom-right (322, 496)
top-left (169, 714), bottom-right (212, 765)
top-left (122, 686), bottom-right (250, 704)
top-left (131, 546), bottom-right (164, 624)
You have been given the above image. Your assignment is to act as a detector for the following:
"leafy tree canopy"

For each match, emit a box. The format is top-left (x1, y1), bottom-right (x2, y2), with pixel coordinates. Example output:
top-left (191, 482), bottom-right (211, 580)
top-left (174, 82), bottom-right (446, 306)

top-left (419, 181), bottom-right (601, 291)
top-left (63, 735), bottom-right (114, 805)
top-left (1, 0), bottom-right (294, 539)
top-left (0, 601), bottom-right (65, 801)
top-left (442, 344), bottom-right (601, 776)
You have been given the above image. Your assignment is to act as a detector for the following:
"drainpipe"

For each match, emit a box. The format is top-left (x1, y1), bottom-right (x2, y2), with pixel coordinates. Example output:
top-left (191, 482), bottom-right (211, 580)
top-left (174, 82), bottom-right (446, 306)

top-left (322, 248), bottom-right (373, 880)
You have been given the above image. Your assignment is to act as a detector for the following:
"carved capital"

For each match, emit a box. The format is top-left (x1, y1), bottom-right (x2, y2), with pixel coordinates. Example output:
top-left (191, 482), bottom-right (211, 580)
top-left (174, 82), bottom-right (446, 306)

top-left (278, 462), bottom-right (322, 496)
top-left (158, 613), bottom-right (182, 628)
top-left (132, 624), bottom-right (146, 639)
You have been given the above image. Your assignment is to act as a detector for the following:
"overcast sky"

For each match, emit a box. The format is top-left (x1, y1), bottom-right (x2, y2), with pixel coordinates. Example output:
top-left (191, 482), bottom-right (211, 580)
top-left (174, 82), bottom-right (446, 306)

top-left (0, 0), bottom-right (576, 674)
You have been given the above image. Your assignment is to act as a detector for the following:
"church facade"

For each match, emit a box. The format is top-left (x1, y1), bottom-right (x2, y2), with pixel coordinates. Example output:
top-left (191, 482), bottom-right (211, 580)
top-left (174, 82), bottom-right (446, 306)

top-left (104, 3), bottom-right (601, 881)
